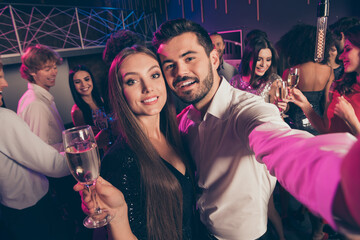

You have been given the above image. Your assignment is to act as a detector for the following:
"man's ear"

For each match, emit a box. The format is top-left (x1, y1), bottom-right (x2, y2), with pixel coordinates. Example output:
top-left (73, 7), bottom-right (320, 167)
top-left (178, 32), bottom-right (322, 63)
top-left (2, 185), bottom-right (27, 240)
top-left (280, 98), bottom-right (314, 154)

top-left (30, 72), bottom-right (37, 82)
top-left (210, 48), bottom-right (220, 69)
top-left (340, 32), bottom-right (345, 41)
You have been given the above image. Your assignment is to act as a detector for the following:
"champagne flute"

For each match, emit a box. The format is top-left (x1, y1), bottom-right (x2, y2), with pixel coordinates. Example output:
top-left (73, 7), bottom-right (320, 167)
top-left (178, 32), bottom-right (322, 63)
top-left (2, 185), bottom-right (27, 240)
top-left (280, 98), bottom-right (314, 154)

top-left (62, 125), bottom-right (113, 228)
top-left (287, 67), bottom-right (300, 89)
top-left (275, 80), bottom-right (289, 118)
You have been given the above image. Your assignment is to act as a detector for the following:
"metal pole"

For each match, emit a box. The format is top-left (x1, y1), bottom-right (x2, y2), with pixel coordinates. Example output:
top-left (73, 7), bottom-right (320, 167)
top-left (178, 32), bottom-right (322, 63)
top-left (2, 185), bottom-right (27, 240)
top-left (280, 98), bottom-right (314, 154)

top-left (121, 10), bottom-right (125, 29)
top-left (154, 12), bottom-right (158, 30)
top-left (9, 5), bottom-right (23, 54)
top-left (75, 7), bottom-right (85, 49)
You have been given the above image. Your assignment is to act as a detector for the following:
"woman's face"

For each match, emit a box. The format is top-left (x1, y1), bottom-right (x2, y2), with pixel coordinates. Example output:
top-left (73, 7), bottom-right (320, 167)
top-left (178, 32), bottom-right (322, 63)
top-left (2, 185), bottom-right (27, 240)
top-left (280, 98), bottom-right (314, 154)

top-left (249, 48), bottom-right (272, 77)
top-left (339, 39), bottom-right (360, 74)
top-left (73, 70), bottom-right (94, 97)
top-left (329, 46), bottom-right (338, 63)
top-left (119, 53), bottom-right (167, 117)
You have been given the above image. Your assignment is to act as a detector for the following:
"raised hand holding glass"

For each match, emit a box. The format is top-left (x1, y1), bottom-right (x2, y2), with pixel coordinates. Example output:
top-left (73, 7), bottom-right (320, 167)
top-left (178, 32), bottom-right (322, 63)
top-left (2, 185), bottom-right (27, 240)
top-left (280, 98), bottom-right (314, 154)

top-left (62, 125), bottom-right (113, 228)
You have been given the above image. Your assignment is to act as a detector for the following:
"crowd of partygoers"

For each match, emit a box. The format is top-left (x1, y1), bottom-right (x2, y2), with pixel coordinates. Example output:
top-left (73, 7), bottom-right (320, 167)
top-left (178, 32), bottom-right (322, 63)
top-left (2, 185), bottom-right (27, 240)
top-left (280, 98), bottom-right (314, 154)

top-left (1, 15), bottom-right (360, 240)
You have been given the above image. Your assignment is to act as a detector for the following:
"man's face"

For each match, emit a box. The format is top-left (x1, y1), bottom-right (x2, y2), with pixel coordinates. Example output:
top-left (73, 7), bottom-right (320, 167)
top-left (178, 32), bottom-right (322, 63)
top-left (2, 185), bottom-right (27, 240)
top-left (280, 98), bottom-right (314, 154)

top-left (210, 34), bottom-right (225, 59)
top-left (0, 68), bottom-right (9, 107)
top-left (31, 61), bottom-right (58, 91)
top-left (157, 32), bottom-right (219, 105)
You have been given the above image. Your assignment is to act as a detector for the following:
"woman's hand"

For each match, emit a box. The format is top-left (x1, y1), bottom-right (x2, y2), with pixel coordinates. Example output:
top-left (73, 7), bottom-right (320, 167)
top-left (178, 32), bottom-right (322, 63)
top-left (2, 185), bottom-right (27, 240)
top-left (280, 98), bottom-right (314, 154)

top-left (74, 177), bottom-right (127, 217)
top-left (288, 88), bottom-right (311, 110)
top-left (74, 177), bottom-right (137, 240)
top-left (334, 96), bottom-right (360, 135)
top-left (276, 100), bottom-right (288, 112)
top-left (270, 80), bottom-right (289, 112)
top-left (334, 96), bottom-right (356, 121)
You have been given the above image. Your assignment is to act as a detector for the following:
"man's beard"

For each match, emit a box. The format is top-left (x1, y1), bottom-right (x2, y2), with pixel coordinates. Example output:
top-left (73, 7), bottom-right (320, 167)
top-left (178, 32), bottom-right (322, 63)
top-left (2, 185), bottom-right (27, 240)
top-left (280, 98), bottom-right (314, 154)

top-left (174, 62), bottom-right (214, 104)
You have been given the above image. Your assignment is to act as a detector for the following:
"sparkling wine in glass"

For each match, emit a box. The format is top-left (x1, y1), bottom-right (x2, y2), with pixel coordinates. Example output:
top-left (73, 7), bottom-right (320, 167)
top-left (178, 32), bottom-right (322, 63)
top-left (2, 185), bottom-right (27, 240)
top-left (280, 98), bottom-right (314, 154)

top-left (62, 125), bottom-right (113, 228)
top-left (276, 80), bottom-right (289, 118)
top-left (287, 67), bottom-right (300, 89)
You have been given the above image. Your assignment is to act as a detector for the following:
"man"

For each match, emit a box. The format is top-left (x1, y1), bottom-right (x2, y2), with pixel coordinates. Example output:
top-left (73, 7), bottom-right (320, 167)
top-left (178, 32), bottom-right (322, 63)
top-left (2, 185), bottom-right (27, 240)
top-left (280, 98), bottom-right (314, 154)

top-left (152, 19), bottom-right (358, 239)
top-left (0, 60), bottom-right (70, 240)
top-left (209, 32), bottom-right (238, 82)
top-left (17, 44), bottom-right (64, 151)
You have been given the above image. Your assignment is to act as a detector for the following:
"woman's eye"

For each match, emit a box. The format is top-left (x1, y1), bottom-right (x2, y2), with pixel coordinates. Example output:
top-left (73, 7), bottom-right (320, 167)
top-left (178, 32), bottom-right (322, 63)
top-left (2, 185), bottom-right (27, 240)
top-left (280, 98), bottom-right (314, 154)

top-left (74, 80), bottom-right (81, 84)
top-left (85, 77), bottom-right (90, 81)
top-left (152, 73), bottom-right (160, 79)
top-left (125, 79), bottom-right (136, 85)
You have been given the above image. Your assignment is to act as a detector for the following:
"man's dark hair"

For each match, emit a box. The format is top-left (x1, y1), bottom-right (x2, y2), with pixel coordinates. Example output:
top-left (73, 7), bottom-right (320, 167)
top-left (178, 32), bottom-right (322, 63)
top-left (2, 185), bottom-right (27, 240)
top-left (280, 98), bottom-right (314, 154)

top-left (209, 32), bottom-right (224, 42)
top-left (152, 18), bottom-right (214, 56)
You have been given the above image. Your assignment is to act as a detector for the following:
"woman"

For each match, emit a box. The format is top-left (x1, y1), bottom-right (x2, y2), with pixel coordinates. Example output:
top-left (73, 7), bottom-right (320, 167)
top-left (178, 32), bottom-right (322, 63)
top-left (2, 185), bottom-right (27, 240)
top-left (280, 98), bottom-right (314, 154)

top-left (90, 45), bottom-right (195, 240)
top-left (69, 65), bottom-right (111, 149)
top-left (69, 65), bottom-right (104, 127)
top-left (291, 25), bottom-right (360, 136)
top-left (230, 36), bottom-right (287, 112)
top-left (278, 24), bottom-right (335, 135)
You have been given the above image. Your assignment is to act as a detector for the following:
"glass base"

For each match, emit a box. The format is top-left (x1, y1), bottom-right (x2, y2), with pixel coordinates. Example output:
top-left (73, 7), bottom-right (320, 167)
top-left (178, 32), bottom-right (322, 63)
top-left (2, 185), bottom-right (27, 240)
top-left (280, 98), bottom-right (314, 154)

top-left (83, 209), bottom-right (113, 229)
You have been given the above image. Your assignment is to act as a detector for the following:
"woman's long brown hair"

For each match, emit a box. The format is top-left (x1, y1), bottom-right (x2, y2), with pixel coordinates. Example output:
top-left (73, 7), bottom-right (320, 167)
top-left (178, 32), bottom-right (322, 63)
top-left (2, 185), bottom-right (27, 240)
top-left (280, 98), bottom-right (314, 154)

top-left (108, 45), bottom-right (192, 240)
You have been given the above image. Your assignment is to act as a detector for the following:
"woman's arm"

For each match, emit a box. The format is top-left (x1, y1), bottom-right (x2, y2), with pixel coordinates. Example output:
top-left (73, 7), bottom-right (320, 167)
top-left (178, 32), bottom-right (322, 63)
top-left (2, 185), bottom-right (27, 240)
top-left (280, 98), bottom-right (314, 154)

top-left (71, 105), bottom-right (87, 127)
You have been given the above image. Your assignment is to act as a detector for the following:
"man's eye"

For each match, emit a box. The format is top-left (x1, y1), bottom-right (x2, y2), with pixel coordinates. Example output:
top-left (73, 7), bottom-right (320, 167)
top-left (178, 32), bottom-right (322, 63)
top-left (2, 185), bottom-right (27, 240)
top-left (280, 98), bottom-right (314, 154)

top-left (185, 57), bottom-right (194, 62)
top-left (165, 64), bottom-right (174, 70)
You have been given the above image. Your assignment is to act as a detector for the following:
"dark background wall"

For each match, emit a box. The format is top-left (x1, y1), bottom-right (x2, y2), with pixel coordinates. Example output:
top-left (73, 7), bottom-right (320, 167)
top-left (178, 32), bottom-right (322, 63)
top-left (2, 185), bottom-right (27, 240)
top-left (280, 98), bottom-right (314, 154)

top-left (1, 0), bottom-right (357, 44)
top-left (163, 0), bottom-right (359, 44)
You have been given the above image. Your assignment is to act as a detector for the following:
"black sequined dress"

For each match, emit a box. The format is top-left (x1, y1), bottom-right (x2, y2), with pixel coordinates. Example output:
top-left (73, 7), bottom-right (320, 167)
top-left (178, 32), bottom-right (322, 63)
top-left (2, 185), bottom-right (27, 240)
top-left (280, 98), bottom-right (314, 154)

top-left (101, 136), bottom-right (194, 240)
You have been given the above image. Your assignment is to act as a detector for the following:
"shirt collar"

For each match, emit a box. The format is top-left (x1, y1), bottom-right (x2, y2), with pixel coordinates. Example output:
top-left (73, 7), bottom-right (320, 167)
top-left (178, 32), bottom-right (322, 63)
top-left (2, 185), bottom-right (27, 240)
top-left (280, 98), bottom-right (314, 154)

top-left (28, 83), bottom-right (54, 102)
top-left (187, 77), bottom-right (232, 122)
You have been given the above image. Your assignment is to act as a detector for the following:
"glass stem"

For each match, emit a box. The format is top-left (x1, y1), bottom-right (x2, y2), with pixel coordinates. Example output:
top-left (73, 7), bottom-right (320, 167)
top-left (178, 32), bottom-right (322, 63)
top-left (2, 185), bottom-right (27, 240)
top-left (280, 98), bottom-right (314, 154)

top-left (86, 181), bottom-right (101, 215)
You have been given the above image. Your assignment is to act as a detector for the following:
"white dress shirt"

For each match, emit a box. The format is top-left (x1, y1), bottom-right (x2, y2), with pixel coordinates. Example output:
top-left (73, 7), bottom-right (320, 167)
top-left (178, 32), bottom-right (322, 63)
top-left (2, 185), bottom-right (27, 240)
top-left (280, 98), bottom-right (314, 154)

top-left (0, 108), bottom-right (69, 209)
top-left (17, 83), bottom-right (64, 152)
top-left (178, 79), bottom-right (357, 239)
top-left (178, 79), bottom-right (279, 239)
